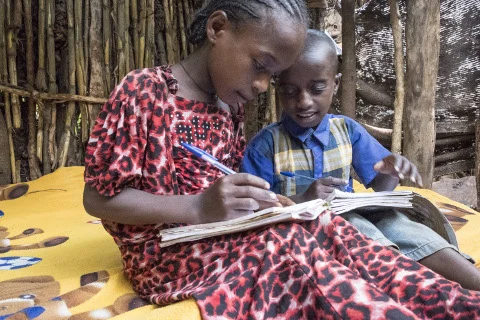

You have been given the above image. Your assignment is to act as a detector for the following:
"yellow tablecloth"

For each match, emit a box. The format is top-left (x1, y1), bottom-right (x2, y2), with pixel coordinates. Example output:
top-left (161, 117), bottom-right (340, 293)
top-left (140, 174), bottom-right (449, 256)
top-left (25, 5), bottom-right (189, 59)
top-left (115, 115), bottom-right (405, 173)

top-left (0, 167), bottom-right (478, 319)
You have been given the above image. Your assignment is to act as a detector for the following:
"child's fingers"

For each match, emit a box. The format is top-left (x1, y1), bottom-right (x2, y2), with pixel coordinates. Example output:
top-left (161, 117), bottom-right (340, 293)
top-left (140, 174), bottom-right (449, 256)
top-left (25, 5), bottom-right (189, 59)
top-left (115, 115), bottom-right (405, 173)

top-left (228, 173), bottom-right (270, 189)
top-left (229, 198), bottom-right (281, 212)
top-left (316, 185), bottom-right (336, 194)
top-left (317, 177), bottom-right (347, 187)
top-left (373, 159), bottom-right (386, 172)
top-left (406, 164), bottom-right (424, 188)
top-left (233, 185), bottom-right (279, 203)
top-left (276, 194), bottom-right (296, 206)
top-left (394, 156), bottom-right (409, 180)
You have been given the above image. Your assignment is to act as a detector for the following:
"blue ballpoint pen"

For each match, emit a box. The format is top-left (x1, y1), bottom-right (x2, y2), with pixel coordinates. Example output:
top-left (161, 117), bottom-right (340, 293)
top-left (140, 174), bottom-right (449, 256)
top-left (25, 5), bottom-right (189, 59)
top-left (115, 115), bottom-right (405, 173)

top-left (182, 143), bottom-right (236, 175)
top-left (280, 171), bottom-right (316, 181)
top-left (280, 171), bottom-right (353, 192)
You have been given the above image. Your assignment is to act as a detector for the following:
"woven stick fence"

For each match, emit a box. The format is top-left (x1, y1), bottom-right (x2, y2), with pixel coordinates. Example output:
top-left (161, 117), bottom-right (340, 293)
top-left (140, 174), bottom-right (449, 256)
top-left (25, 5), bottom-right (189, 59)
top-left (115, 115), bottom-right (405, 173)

top-left (0, 0), bottom-right (207, 183)
top-left (0, 0), bottom-right (473, 186)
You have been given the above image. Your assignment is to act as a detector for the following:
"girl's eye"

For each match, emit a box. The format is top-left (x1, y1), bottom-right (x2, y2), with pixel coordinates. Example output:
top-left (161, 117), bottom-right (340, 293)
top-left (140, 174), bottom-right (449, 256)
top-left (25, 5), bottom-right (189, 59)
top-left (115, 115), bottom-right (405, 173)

top-left (278, 86), bottom-right (298, 96)
top-left (253, 60), bottom-right (265, 71)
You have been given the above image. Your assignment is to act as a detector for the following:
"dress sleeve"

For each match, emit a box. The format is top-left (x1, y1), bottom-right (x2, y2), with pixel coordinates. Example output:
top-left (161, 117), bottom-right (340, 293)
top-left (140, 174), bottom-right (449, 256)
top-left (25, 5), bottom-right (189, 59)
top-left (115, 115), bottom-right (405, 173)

top-left (84, 69), bottom-right (170, 196)
top-left (347, 118), bottom-right (391, 187)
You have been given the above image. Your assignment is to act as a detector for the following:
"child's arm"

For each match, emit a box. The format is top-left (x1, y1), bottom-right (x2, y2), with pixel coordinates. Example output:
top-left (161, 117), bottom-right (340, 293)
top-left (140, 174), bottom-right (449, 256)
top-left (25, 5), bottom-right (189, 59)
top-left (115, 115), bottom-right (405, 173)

top-left (370, 153), bottom-right (423, 192)
top-left (83, 173), bottom-right (281, 225)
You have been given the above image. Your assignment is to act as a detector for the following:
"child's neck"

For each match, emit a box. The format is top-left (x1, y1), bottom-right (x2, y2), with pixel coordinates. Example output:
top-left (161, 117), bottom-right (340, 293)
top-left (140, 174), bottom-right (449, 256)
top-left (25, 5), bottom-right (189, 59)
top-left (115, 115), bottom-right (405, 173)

top-left (176, 47), bottom-right (216, 101)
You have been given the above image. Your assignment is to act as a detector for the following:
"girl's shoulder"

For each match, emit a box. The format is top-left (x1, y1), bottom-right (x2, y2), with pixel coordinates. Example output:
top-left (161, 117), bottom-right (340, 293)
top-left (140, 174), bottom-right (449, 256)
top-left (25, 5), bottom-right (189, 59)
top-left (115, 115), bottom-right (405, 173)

top-left (120, 66), bottom-right (179, 96)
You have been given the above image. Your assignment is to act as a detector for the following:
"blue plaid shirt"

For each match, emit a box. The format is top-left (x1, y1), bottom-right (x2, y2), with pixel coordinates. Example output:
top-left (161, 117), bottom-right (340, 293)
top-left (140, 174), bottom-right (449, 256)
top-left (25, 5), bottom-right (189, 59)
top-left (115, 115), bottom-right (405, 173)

top-left (241, 114), bottom-right (391, 196)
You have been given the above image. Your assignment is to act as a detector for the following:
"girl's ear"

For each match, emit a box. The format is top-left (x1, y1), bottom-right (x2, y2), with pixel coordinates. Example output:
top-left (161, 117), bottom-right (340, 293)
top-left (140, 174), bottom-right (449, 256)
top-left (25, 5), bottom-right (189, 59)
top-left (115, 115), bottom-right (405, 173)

top-left (333, 73), bottom-right (342, 94)
top-left (206, 10), bottom-right (230, 44)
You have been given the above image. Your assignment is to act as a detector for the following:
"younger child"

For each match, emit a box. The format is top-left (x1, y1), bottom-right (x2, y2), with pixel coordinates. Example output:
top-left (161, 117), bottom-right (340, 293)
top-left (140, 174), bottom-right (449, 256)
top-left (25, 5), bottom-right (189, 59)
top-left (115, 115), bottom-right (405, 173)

top-left (242, 29), bottom-right (480, 291)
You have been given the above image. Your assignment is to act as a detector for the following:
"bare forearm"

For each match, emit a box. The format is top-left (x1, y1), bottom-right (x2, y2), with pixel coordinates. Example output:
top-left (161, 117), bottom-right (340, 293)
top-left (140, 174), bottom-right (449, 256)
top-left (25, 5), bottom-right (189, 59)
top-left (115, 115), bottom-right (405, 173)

top-left (83, 184), bottom-right (202, 225)
top-left (370, 173), bottom-right (399, 192)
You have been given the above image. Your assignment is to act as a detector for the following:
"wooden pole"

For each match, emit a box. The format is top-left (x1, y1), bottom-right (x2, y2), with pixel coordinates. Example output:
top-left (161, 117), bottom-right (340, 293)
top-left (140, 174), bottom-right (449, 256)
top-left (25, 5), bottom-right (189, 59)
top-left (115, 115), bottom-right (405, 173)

top-left (0, 83), bottom-right (108, 104)
top-left (89, 0), bottom-right (106, 131)
top-left (434, 160), bottom-right (475, 178)
top-left (403, 0), bottom-right (440, 189)
top-left (388, 0), bottom-right (405, 154)
top-left (162, 0), bottom-right (175, 64)
top-left (102, 0), bottom-right (113, 92)
top-left (59, 0), bottom-right (77, 168)
top-left (178, 0), bottom-right (188, 59)
top-left (183, 0), bottom-right (194, 54)
top-left (117, 0), bottom-right (126, 79)
top-left (124, 0), bottom-right (131, 73)
top-left (268, 85), bottom-right (277, 123)
top-left (340, 0), bottom-right (356, 119)
top-left (0, 0), bottom-right (16, 182)
top-left (138, 0), bottom-right (146, 68)
top-left (46, 0), bottom-right (57, 172)
top-left (36, 0), bottom-right (47, 162)
top-left (84, 0), bottom-right (90, 75)
top-left (476, 121), bottom-right (480, 210)
top-left (6, 0), bottom-right (22, 129)
top-left (155, 2), bottom-right (168, 66)
top-left (23, 0), bottom-right (42, 179)
top-left (74, 0), bottom-right (89, 145)
top-left (131, 0), bottom-right (139, 67)
top-left (435, 147), bottom-right (475, 165)
top-left (145, 0), bottom-right (155, 67)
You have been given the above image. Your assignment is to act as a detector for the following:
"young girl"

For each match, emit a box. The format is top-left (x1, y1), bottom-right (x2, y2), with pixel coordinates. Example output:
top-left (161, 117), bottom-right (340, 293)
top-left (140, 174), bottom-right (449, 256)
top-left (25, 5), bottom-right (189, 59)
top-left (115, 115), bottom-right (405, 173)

top-left (84, 1), bottom-right (480, 319)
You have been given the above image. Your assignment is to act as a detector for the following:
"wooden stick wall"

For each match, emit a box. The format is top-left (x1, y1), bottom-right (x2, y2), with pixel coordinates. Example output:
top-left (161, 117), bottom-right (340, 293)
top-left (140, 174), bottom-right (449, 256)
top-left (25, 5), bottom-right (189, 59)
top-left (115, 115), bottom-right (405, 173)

top-left (0, 0), bottom-right (474, 188)
top-left (0, 0), bottom-right (209, 183)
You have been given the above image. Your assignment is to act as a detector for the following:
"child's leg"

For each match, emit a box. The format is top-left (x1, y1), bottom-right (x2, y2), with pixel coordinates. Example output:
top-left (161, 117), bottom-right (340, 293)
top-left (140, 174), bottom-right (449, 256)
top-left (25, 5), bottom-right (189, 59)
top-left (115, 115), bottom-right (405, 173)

top-left (365, 209), bottom-right (480, 291)
top-left (342, 212), bottom-right (399, 249)
top-left (419, 248), bottom-right (480, 291)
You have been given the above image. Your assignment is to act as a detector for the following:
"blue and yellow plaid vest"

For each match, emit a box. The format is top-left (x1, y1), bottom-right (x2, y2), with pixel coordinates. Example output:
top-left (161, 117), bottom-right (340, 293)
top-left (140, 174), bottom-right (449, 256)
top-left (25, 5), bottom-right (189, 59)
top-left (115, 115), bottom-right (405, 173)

top-left (272, 118), bottom-right (352, 196)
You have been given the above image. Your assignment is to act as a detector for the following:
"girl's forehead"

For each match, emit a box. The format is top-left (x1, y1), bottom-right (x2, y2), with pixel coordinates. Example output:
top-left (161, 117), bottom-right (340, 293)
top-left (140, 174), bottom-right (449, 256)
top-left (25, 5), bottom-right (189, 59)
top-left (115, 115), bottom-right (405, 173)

top-left (239, 15), bottom-right (306, 58)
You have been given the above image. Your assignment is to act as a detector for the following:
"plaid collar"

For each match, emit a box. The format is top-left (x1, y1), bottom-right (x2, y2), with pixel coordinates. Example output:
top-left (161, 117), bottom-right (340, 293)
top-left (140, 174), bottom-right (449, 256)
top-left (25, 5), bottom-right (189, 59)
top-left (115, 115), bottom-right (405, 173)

top-left (281, 114), bottom-right (331, 146)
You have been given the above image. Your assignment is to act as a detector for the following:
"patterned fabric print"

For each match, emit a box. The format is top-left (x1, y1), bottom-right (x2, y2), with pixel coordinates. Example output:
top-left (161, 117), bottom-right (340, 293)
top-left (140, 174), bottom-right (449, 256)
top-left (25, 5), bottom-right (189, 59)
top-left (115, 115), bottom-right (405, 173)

top-left (136, 211), bottom-right (480, 319)
top-left (272, 126), bottom-right (314, 196)
top-left (85, 67), bottom-right (480, 319)
top-left (84, 66), bottom-right (245, 246)
top-left (323, 118), bottom-right (352, 180)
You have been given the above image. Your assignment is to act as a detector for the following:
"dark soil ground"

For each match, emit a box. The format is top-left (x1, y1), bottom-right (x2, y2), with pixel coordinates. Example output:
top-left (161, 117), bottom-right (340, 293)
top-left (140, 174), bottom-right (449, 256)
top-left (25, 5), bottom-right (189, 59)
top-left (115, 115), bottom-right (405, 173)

top-left (432, 176), bottom-right (477, 211)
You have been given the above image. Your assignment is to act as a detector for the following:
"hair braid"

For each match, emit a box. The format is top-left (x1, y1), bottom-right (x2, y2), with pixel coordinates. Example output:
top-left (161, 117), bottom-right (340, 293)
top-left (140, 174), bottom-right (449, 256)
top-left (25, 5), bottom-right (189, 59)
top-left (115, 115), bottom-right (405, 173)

top-left (188, 0), bottom-right (309, 45)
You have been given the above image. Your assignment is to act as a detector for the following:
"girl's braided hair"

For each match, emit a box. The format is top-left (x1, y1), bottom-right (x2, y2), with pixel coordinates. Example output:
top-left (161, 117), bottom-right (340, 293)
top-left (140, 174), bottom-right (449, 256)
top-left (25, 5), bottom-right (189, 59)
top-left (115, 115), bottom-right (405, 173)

top-left (188, 0), bottom-right (310, 45)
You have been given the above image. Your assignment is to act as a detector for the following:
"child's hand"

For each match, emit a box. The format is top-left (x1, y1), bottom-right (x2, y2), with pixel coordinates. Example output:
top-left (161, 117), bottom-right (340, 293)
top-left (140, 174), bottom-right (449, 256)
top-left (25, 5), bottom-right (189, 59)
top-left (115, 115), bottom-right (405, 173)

top-left (197, 173), bottom-right (282, 223)
top-left (373, 154), bottom-right (424, 187)
top-left (301, 177), bottom-right (348, 201)
top-left (277, 194), bottom-right (296, 206)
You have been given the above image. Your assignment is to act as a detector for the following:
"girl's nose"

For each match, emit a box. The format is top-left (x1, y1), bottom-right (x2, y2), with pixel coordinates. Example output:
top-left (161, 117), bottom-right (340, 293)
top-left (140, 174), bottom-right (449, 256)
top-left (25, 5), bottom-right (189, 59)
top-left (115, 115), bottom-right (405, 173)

top-left (252, 73), bottom-right (271, 94)
top-left (297, 91), bottom-right (313, 109)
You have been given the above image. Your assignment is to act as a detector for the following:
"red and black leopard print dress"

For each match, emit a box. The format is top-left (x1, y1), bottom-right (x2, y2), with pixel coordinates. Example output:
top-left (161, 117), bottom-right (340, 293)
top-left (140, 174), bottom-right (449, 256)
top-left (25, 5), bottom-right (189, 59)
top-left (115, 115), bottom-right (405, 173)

top-left (85, 66), bottom-right (480, 319)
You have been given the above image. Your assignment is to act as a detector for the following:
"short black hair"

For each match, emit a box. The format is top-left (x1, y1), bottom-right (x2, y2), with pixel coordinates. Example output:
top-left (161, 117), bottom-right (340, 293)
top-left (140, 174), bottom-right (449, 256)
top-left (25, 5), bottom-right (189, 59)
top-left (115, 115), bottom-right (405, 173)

top-left (303, 29), bottom-right (340, 70)
top-left (188, 0), bottom-right (310, 45)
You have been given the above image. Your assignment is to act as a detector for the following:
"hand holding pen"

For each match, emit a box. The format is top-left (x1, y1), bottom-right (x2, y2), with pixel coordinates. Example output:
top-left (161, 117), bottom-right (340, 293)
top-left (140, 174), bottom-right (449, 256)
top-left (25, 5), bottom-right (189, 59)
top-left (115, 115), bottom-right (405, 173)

top-left (181, 143), bottom-right (283, 223)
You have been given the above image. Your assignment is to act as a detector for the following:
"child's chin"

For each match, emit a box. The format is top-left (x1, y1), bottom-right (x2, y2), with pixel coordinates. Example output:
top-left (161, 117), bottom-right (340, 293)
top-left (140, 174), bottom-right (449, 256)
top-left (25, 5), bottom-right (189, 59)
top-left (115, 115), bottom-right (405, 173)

top-left (296, 119), bottom-right (321, 129)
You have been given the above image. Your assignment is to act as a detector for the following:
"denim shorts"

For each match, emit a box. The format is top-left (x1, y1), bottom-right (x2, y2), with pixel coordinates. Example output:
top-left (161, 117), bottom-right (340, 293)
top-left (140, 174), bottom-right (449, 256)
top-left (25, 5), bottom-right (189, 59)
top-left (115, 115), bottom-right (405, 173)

top-left (342, 209), bottom-right (458, 261)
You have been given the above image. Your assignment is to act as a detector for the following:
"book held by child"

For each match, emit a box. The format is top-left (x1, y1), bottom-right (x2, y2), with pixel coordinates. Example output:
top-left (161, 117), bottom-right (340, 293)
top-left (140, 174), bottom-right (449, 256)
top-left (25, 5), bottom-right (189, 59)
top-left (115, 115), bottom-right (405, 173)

top-left (159, 190), bottom-right (458, 248)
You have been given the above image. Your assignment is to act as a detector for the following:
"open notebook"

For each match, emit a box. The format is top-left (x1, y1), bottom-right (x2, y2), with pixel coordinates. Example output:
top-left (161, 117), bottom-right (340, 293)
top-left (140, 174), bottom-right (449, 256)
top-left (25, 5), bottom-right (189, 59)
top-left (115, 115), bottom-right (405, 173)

top-left (158, 190), bottom-right (458, 248)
